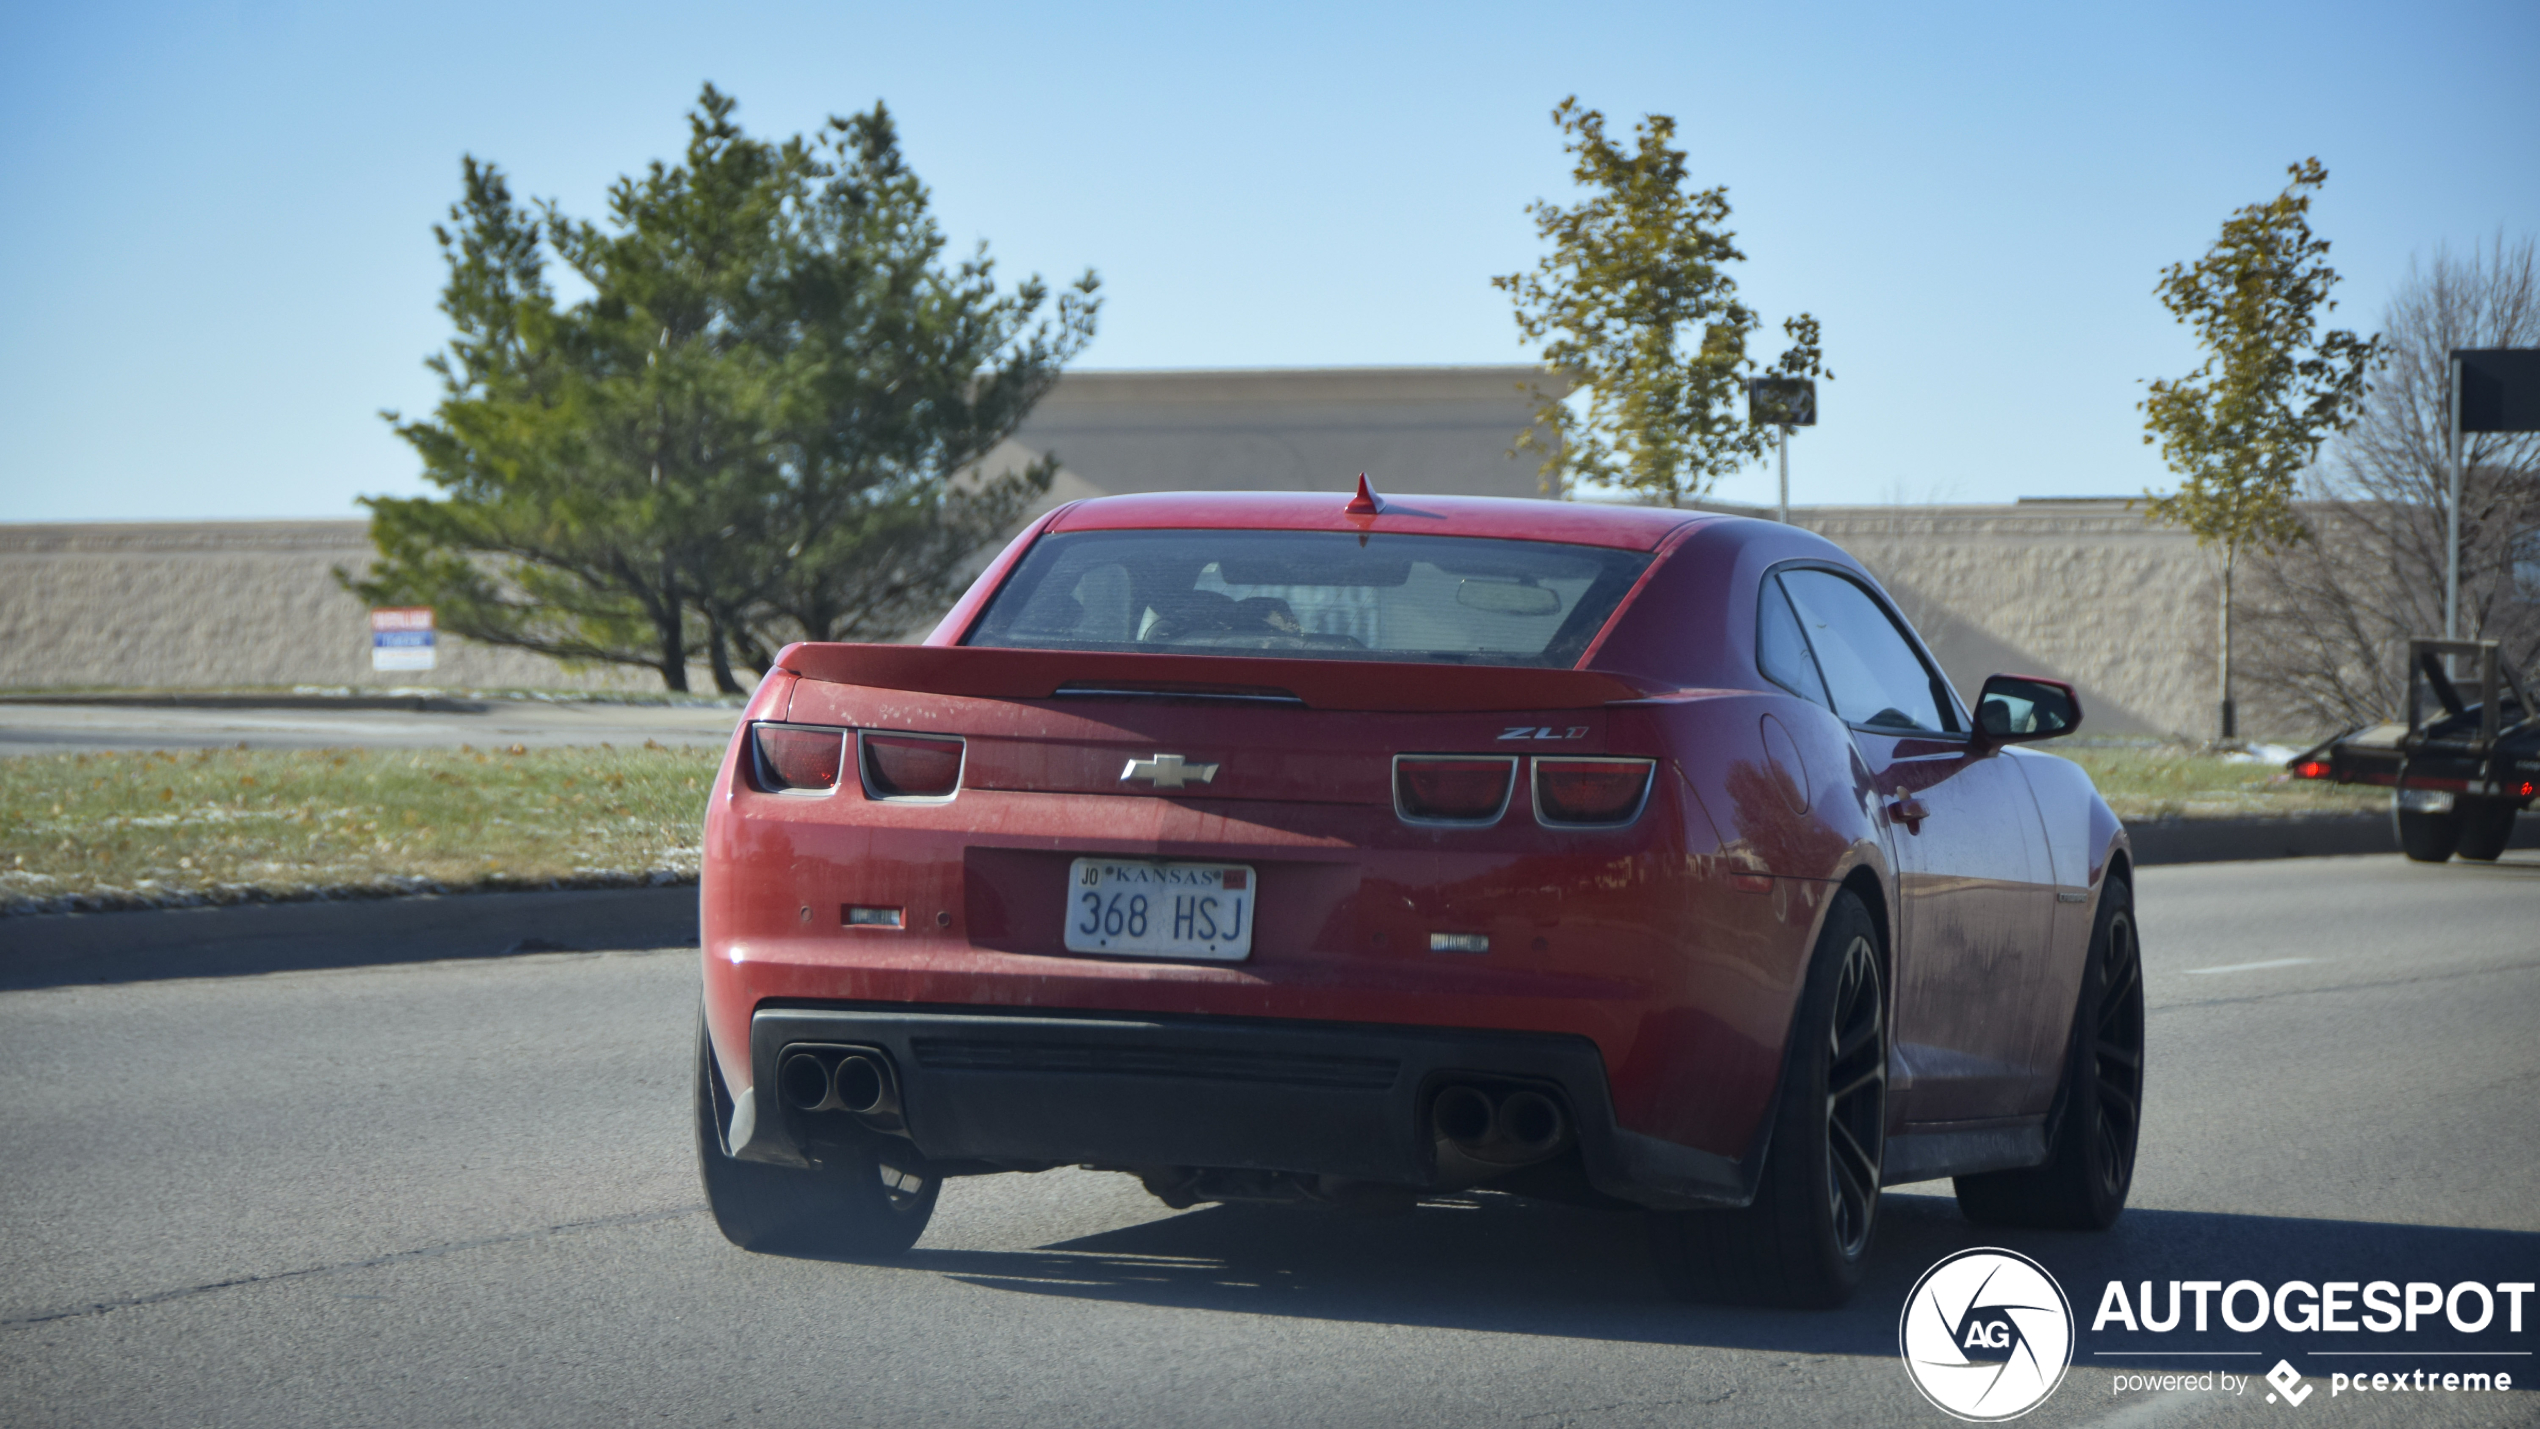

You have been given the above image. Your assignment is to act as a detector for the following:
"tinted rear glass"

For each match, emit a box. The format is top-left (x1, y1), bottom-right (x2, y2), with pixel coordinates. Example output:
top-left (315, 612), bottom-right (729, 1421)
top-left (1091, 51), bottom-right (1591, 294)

top-left (966, 529), bottom-right (1653, 667)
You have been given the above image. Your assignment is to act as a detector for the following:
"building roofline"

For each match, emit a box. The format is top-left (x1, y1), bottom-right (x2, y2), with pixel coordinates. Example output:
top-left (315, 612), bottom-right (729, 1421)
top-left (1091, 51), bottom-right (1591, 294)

top-left (1035, 364), bottom-right (1572, 408)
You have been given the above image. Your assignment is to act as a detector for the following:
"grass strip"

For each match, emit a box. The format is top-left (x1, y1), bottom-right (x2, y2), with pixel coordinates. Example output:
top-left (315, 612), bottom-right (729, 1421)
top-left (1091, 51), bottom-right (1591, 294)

top-left (2, 742), bottom-right (718, 914)
top-left (2057, 743), bottom-right (2380, 822)
top-left (0, 736), bottom-right (2382, 916)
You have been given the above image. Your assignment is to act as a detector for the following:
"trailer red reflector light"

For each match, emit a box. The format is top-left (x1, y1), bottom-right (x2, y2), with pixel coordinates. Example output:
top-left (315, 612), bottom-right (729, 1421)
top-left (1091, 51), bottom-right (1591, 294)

top-left (752, 723), bottom-right (846, 792)
top-left (860, 732), bottom-right (965, 800)
top-left (2294, 760), bottom-right (2331, 780)
top-left (1394, 756), bottom-right (1516, 824)
top-left (1534, 758), bottom-right (1657, 826)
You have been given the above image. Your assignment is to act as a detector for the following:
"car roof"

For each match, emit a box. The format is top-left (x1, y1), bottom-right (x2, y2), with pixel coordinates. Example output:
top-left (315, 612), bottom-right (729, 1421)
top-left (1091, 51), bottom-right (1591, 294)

top-left (1043, 489), bottom-right (1713, 552)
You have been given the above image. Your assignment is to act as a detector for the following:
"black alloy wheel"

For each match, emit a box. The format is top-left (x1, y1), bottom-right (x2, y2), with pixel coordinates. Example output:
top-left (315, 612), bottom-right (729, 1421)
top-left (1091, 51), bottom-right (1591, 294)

top-left (1824, 929), bottom-right (1887, 1260)
top-left (1957, 877), bottom-right (2143, 1230)
top-left (1649, 889), bottom-right (1887, 1309)
top-left (2087, 900), bottom-right (2145, 1203)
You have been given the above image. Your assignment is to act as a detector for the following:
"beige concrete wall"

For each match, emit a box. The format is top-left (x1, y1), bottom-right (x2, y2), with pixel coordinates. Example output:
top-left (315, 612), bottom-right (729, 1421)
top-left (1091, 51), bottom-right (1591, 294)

top-left (1788, 501), bottom-right (2227, 738)
top-left (3, 368), bottom-right (2301, 737)
top-left (1, 504), bottom-right (2261, 736)
top-left (0, 521), bottom-right (674, 692)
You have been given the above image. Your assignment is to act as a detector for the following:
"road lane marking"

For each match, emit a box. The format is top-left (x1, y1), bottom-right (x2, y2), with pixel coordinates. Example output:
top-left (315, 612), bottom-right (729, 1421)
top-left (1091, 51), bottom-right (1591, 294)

top-left (2184, 958), bottom-right (2316, 976)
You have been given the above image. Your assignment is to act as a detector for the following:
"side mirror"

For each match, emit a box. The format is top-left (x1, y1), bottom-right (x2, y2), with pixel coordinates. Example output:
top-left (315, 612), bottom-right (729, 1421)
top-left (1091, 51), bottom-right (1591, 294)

top-left (1974, 674), bottom-right (2082, 747)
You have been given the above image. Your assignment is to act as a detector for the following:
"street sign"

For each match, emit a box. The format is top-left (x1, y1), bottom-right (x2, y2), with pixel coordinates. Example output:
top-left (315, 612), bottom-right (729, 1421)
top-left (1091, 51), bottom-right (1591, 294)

top-left (1747, 376), bottom-right (1817, 427)
top-left (371, 607), bottom-right (436, 671)
top-left (2457, 348), bottom-right (2540, 433)
top-left (1749, 377), bottom-right (1820, 525)
top-left (2445, 349), bottom-right (2540, 638)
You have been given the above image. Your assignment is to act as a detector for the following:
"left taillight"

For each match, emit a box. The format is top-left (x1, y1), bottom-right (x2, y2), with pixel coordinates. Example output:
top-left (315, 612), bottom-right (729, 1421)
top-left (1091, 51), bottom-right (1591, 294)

top-left (1533, 757), bottom-right (1656, 827)
top-left (859, 731), bottom-right (965, 801)
top-left (1395, 755), bottom-right (1518, 825)
top-left (752, 723), bottom-right (847, 793)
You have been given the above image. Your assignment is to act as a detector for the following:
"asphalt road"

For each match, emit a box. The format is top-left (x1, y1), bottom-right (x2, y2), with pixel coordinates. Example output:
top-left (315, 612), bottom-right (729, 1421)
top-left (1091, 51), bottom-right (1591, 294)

top-left (0, 699), bottom-right (741, 756)
top-left (2, 853), bottom-right (2534, 1428)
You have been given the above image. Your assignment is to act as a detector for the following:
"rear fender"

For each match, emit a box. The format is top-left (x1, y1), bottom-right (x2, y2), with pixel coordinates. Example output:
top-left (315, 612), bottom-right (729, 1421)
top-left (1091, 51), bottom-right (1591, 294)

top-left (1593, 693), bottom-right (1889, 1175)
top-left (702, 666), bottom-right (801, 1102)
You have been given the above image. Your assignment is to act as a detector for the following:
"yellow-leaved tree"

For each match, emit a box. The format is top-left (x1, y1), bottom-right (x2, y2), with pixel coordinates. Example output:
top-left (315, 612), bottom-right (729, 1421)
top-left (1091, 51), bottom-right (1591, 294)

top-left (2141, 158), bottom-right (2381, 739)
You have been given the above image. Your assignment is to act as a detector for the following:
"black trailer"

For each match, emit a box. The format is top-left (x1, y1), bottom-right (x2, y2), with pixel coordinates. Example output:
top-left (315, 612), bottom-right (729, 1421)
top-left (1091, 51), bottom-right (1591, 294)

top-left (2287, 638), bottom-right (2539, 862)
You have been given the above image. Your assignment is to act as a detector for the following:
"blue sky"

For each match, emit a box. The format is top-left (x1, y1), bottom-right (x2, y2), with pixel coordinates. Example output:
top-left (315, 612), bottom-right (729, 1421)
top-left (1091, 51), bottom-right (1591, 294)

top-left (2, 0), bottom-right (2534, 520)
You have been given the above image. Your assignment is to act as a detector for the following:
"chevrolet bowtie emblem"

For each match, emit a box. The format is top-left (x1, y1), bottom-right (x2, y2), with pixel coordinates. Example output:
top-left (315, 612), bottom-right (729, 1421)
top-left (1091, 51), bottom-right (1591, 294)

top-left (1121, 753), bottom-right (1219, 789)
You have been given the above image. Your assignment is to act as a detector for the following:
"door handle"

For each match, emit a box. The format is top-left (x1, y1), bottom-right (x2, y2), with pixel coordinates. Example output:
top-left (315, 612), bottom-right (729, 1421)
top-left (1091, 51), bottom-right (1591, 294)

top-left (1886, 797), bottom-right (1930, 833)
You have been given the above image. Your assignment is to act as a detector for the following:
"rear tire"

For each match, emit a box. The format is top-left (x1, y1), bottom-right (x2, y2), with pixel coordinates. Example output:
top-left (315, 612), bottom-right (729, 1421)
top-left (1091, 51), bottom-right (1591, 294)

top-left (1648, 890), bottom-right (1886, 1308)
top-left (2394, 795), bottom-right (2460, 863)
top-left (2452, 797), bottom-right (2520, 863)
top-left (694, 1014), bottom-right (939, 1257)
top-left (1955, 877), bottom-right (2142, 1230)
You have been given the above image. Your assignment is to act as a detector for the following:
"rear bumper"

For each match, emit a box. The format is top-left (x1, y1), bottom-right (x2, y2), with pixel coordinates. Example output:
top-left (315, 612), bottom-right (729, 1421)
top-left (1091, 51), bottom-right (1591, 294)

top-left (729, 1003), bottom-right (1762, 1210)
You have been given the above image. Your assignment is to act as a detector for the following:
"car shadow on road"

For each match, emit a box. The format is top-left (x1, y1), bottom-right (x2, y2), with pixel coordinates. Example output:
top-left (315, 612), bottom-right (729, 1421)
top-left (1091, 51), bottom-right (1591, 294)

top-left (899, 1188), bottom-right (2538, 1369)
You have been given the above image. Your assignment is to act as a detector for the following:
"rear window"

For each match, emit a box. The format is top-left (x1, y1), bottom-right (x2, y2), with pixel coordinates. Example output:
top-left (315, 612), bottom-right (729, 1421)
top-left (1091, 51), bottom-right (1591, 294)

top-left (965, 529), bottom-right (1653, 667)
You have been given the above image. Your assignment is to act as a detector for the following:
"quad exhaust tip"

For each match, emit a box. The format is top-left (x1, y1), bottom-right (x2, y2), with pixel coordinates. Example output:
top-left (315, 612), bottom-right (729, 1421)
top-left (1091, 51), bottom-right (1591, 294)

top-left (1432, 1084), bottom-right (1495, 1145)
top-left (832, 1054), bottom-right (891, 1115)
top-left (777, 1046), bottom-right (901, 1119)
top-left (778, 1052), bottom-right (832, 1111)
top-left (1430, 1081), bottom-right (1569, 1166)
top-left (1496, 1089), bottom-right (1565, 1157)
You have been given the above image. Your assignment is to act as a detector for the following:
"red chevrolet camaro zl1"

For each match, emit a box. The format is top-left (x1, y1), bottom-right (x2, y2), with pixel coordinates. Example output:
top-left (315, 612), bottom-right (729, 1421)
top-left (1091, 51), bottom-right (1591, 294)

top-left (694, 482), bottom-right (2142, 1306)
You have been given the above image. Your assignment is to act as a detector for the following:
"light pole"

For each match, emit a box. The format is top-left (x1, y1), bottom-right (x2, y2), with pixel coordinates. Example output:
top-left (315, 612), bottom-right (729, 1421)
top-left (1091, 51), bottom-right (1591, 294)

top-left (1778, 424), bottom-right (1791, 524)
top-left (2445, 351), bottom-right (2462, 641)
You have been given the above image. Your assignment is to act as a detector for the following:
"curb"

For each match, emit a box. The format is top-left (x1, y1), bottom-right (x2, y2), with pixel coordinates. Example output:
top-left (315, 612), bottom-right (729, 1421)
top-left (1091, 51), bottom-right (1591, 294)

top-left (3, 869), bottom-right (696, 919)
top-left (0, 885), bottom-right (699, 991)
top-left (2127, 810), bottom-right (2538, 865)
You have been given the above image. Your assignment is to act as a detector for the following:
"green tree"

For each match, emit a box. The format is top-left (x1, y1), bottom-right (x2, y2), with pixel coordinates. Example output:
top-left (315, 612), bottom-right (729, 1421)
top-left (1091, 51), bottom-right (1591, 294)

top-left (350, 86), bottom-right (1098, 691)
top-left (2141, 157), bottom-right (2380, 739)
top-left (1494, 97), bottom-right (1827, 506)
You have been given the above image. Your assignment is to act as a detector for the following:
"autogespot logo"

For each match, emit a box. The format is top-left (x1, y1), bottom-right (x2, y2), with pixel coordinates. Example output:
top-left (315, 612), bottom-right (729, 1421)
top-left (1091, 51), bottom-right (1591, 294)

top-left (1900, 1248), bottom-right (2076, 1421)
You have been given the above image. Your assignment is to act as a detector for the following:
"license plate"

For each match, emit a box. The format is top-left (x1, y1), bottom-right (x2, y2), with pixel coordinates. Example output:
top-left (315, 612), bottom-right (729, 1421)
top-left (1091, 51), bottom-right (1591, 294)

top-left (1063, 859), bottom-right (1255, 961)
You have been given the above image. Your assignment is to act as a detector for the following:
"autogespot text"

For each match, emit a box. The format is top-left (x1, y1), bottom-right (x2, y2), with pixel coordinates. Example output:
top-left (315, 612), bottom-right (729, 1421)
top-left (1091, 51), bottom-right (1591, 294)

top-left (2091, 1278), bottom-right (2533, 1335)
top-left (2093, 1278), bottom-right (2530, 1405)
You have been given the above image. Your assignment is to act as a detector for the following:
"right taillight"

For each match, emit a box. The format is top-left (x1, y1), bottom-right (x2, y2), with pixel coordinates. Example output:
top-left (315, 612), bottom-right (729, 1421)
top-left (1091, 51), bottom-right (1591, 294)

top-left (752, 723), bottom-right (847, 793)
top-left (1533, 757), bottom-right (1655, 827)
top-left (859, 731), bottom-right (965, 801)
top-left (1394, 756), bottom-right (1517, 825)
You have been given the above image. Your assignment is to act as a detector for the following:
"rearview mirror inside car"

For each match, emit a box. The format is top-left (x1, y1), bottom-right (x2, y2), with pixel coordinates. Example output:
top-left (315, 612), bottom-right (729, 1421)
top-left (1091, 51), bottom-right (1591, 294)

top-left (1975, 674), bottom-right (2082, 744)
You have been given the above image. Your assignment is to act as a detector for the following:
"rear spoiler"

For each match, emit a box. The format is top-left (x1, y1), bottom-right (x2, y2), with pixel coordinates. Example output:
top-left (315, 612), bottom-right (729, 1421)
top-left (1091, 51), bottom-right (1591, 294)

top-left (773, 643), bottom-right (1651, 713)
